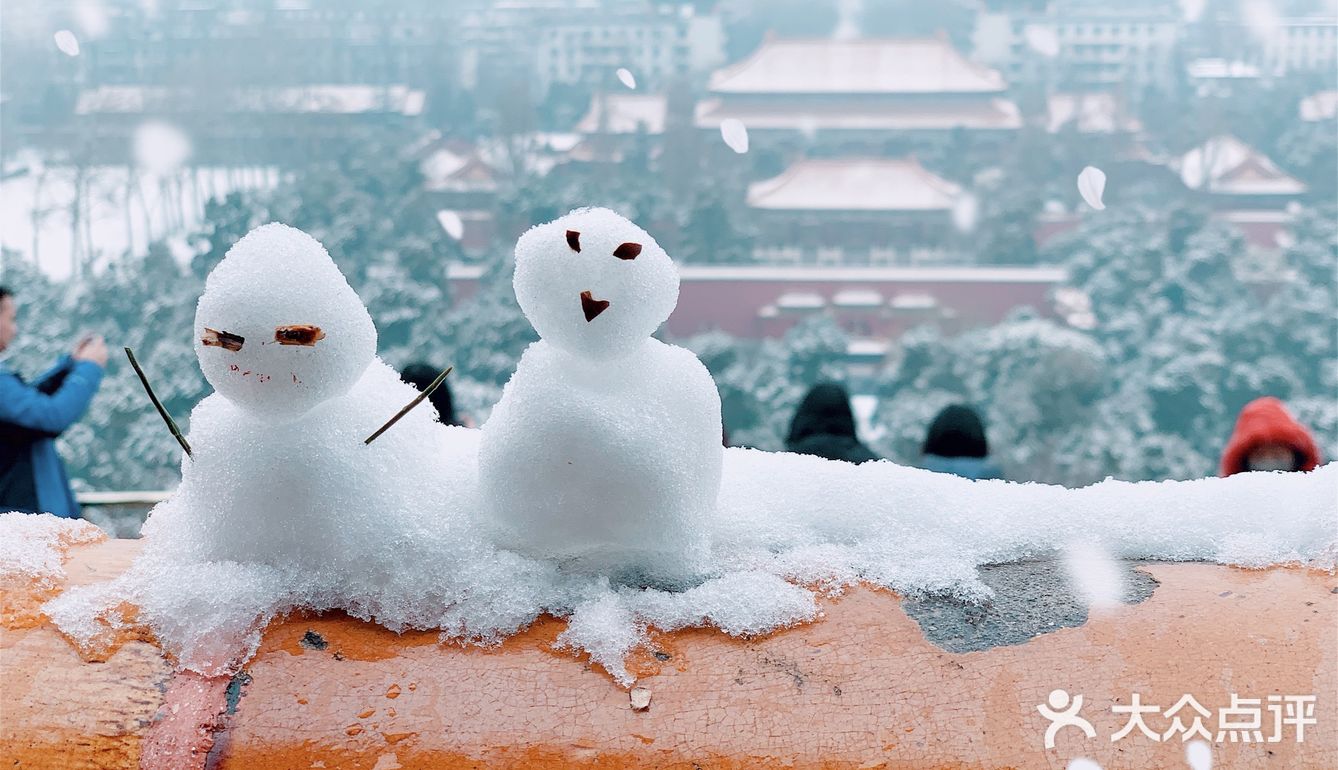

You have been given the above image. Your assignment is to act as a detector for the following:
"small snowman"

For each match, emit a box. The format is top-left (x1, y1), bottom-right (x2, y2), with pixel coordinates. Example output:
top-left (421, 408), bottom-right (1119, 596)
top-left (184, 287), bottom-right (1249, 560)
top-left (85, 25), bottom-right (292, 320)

top-left (140, 222), bottom-right (454, 576)
top-left (479, 208), bottom-right (723, 585)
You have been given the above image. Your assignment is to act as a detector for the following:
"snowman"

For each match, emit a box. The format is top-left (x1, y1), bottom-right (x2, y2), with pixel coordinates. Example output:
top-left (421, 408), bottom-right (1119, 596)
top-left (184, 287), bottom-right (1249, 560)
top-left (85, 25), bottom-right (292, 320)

top-left (139, 222), bottom-right (459, 577)
top-left (479, 208), bottom-right (723, 586)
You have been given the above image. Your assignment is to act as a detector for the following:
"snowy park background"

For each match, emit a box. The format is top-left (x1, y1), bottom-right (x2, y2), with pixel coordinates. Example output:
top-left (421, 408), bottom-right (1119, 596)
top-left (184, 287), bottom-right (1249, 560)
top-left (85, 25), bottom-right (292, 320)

top-left (1, 0), bottom-right (1335, 495)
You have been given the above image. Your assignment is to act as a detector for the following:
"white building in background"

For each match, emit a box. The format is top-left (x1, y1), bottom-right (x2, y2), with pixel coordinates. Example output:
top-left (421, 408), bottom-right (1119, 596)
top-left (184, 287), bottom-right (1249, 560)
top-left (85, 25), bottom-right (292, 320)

top-left (456, 0), bottom-right (724, 94)
top-left (575, 92), bottom-right (668, 135)
top-left (1045, 91), bottom-right (1142, 134)
top-left (973, 2), bottom-right (1181, 93)
top-left (534, 5), bottom-right (724, 91)
top-left (1255, 16), bottom-right (1338, 76)
top-left (1182, 5), bottom-right (1336, 81)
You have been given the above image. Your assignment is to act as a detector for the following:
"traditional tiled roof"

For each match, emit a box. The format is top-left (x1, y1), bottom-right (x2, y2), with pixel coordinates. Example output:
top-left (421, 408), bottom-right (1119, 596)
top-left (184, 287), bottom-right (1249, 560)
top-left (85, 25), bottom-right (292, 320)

top-left (695, 97), bottom-right (1021, 131)
top-left (421, 148), bottom-right (498, 193)
top-left (708, 37), bottom-right (1007, 95)
top-left (747, 157), bottom-right (962, 212)
top-left (1176, 135), bottom-right (1306, 196)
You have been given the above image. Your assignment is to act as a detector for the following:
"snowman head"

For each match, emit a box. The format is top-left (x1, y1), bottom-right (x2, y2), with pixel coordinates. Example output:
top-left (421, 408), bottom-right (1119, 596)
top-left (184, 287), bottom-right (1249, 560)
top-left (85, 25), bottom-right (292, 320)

top-left (194, 223), bottom-right (376, 422)
top-left (514, 208), bottom-right (679, 360)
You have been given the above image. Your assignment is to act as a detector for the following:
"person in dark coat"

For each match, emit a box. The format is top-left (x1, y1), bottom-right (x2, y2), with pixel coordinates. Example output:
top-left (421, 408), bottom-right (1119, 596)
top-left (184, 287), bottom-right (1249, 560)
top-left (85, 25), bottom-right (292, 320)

top-left (785, 382), bottom-right (879, 464)
top-left (399, 362), bottom-right (462, 427)
top-left (921, 404), bottom-right (1003, 480)
top-left (0, 285), bottom-right (107, 517)
top-left (1220, 397), bottom-right (1322, 476)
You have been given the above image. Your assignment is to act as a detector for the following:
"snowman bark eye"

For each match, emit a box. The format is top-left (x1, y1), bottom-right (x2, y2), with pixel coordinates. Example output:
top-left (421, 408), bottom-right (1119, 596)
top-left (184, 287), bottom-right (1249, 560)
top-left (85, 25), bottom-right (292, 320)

top-left (613, 242), bottom-right (642, 260)
top-left (274, 325), bottom-right (326, 346)
top-left (201, 328), bottom-right (245, 352)
top-left (566, 230), bottom-right (581, 252)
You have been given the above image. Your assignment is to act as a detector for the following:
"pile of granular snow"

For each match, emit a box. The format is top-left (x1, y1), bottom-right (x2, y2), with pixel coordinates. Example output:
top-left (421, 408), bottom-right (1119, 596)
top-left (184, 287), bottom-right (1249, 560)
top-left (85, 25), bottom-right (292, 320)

top-left (37, 452), bottom-right (1337, 683)
top-left (0, 512), bottom-right (104, 592)
top-left (0, 512), bottom-right (105, 625)
top-left (711, 448), bottom-right (1338, 603)
top-left (24, 216), bottom-right (1338, 684)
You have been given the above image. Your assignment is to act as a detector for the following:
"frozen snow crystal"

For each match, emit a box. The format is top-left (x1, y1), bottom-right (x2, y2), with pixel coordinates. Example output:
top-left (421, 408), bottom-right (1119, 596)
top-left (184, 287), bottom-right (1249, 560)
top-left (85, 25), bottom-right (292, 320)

top-left (53, 30), bottom-right (81, 57)
top-left (134, 121), bottom-right (193, 176)
top-left (1077, 166), bottom-right (1107, 211)
top-left (73, 0), bottom-right (110, 39)
top-left (1241, 0), bottom-right (1282, 43)
top-left (1062, 541), bottom-right (1125, 612)
top-left (720, 118), bottom-right (749, 154)
top-left (1024, 25), bottom-right (1061, 57)
top-left (1186, 739), bottom-right (1212, 770)
top-left (616, 68), bottom-right (637, 90)
top-left (1179, 0), bottom-right (1207, 23)
top-left (482, 208), bottom-right (723, 585)
top-left (436, 210), bottom-right (464, 241)
top-left (951, 192), bottom-right (979, 233)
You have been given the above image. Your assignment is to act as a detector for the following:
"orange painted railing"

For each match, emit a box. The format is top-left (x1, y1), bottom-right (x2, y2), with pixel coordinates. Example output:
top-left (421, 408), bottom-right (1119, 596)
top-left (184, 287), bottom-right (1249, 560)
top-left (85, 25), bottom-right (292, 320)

top-left (2, 538), bottom-right (1334, 769)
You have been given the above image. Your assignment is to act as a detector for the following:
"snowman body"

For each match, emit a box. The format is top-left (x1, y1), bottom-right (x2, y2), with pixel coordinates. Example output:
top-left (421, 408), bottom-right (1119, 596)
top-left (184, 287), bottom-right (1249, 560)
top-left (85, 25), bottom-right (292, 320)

top-left (478, 207), bottom-right (723, 584)
top-left (147, 359), bottom-right (445, 574)
top-left (481, 338), bottom-right (720, 582)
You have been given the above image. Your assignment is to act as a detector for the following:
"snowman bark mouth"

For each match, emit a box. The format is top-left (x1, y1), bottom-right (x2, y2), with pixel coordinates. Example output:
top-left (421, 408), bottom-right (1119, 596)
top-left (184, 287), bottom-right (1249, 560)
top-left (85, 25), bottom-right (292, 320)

top-left (580, 290), bottom-right (611, 322)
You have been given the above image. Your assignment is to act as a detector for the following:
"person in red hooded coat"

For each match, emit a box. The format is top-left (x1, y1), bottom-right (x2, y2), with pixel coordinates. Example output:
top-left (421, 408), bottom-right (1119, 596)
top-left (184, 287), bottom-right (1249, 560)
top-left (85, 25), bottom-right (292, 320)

top-left (1220, 397), bottom-right (1323, 476)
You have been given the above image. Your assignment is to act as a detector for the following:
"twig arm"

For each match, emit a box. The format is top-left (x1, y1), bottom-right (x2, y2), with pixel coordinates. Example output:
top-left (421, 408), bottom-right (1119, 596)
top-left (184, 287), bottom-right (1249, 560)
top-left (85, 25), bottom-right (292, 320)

top-left (364, 365), bottom-right (453, 445)
top-left (124, 347), bottom-right (192, 458)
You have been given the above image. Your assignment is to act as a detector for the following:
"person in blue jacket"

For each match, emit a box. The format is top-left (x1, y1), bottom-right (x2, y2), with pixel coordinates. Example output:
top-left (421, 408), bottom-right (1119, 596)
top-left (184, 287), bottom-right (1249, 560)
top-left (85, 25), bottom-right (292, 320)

top-left (0, 286), bottom-right (107, 518)
top-left (921, 404), bottom-right (1003, 481)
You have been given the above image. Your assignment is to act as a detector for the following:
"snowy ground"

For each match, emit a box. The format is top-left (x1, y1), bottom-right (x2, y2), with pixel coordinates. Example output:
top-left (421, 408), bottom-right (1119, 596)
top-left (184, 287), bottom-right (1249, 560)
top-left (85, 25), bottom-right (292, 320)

top-left (0, 150), bottom-right (278, 279)
top-left (31, 443), bottom-right (1338, 685)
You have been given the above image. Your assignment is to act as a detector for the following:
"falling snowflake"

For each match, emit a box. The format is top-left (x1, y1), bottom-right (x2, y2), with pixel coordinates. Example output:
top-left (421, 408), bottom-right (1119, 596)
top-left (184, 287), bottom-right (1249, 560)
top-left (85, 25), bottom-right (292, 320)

top-left (1024, 25), bottom-right (1061, 57)
top-left (1186, 739), bottom-right (1212, 770)
top-left (73, 0), bottom-right (110, 39)
top-left (616, 68), bottom-right (636, 90)
top-left (133, 121), bottom-right (193, 175)
top-left (1179, 0), bottom-right (1207, 22)
top-left (951, 193), bottom-right (979, 234)
top-left (1241, 0), bottom-right (1282, 44)
top-left (436, 210), bottom-right (465, 241)
top-left (720, 119), bottom-right (749, 154)
top-left (1062, 541), bottom-right (1125, 611)
top-left (53, 30), bottom-right (81, 57)
top-left (1077, 166), bottom-right (1107, 211)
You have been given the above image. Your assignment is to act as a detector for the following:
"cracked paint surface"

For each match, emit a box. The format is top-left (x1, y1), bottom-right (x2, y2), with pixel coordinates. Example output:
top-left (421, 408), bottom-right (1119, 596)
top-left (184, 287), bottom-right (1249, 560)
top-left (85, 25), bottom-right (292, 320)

top-left (0, 538), bottom-right (1334, 769)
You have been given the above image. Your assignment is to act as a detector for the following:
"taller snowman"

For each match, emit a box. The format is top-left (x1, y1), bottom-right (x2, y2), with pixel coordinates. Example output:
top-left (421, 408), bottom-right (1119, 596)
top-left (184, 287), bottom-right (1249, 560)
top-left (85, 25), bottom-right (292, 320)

top-left (479, 208), bottom-right (723, 585)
